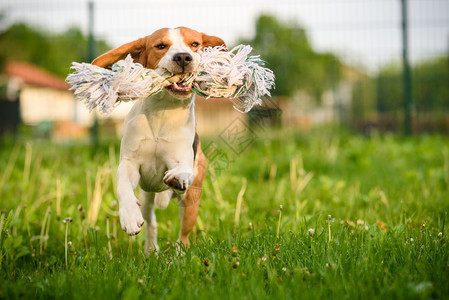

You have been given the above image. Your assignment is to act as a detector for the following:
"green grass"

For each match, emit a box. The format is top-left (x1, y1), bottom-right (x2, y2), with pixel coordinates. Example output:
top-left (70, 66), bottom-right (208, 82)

top-left (0, 129), bottom-right (448, 299)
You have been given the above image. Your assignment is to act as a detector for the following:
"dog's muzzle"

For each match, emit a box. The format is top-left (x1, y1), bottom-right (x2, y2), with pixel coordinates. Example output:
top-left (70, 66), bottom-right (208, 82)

top-left (166, 80), bottom-right (193, 96)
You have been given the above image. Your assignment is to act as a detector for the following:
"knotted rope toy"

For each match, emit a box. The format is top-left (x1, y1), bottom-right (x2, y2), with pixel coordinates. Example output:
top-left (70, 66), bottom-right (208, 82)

top-left (66, 45), bottom-right (275, 115)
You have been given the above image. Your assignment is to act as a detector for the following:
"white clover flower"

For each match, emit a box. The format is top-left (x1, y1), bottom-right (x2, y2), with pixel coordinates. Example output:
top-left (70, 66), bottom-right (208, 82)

top-left (62, 217), bottom-right (72, 224)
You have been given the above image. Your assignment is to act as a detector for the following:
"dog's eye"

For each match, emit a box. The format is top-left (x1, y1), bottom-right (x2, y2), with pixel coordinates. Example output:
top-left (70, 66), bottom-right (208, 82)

top-left (156, 44), bottom-right (167, 50)
top-left (191, 42), bottom-right (200, 48)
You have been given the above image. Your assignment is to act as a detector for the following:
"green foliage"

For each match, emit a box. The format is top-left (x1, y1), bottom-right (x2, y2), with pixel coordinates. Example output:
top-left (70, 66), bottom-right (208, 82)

top-left (351, 78), bottom-right (376, 120)
top-left (0, 23), bottom-right (111, 78)
top-left (240, 15), bottom-right (342, 99)
top-left (0, 211), bottom-right (29, 272)
top-left (376, 64), bottom-right (404, 113)
top-left (0, 211), bottom-right (13, 270)
top-left (413, 56), bottom-right (449, 111)
top-left (370, 56), bottom-right (449, 113)
top-left (0, 130), bottom-right (448, 299)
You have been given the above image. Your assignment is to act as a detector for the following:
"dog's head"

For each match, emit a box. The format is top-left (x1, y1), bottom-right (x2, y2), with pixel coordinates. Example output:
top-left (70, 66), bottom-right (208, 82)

top-left (92, 27), bottom-right (226, 98)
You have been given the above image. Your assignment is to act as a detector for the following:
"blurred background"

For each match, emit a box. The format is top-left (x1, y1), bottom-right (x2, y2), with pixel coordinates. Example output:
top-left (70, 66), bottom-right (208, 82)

top-left (0, 0), bottom-right (448, 141)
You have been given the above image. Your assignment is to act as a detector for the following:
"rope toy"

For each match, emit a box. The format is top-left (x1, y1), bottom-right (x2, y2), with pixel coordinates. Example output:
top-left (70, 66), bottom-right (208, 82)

top-left (66, 45), bottom-right (275, 115)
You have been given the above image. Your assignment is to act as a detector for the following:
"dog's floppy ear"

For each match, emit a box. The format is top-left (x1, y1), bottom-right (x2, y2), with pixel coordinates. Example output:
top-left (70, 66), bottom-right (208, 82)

top-left (92, 38), bottom-right (147, 68)
top-left (201, 33), bottom-right (227, 50)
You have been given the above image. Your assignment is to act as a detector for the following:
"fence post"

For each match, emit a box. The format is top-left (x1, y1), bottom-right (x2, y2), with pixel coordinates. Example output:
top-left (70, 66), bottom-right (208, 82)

top-left (87, 1), bottom-right (99, 148)
top-left (401, 0), bottom-right (412, 135)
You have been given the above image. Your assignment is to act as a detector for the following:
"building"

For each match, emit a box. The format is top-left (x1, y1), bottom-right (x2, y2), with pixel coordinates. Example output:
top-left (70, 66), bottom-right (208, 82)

top-left (2, 61), bottom-right (250, 139)
top-left (3, 61), bottom-right (91, 139)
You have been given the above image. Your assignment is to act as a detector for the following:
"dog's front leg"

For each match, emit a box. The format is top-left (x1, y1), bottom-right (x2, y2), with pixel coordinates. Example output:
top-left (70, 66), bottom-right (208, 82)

top-left (117, 159), bottom-right (144, 235)
top-left (163, 151), bottom-right (194, 193)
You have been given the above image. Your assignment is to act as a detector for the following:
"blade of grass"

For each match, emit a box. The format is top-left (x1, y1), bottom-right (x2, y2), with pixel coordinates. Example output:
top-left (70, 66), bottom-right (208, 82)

top-left (234, 178), bottom-right (247, 227)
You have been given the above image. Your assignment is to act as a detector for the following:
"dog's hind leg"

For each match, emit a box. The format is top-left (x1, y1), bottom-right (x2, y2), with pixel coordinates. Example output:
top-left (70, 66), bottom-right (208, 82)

top-left (177, 188), bottom-right (201, 249)
top-left (139, 189), bottom-right (159, 254)
top-left (155, 189), bottom-right (173, 209)
top-left (177, 149), bottom-right (206, 249)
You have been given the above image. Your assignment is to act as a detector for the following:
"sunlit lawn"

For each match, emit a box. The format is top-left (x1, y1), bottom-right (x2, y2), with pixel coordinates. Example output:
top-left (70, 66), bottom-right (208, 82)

top-left (0, 128), bottom-right (448, 299)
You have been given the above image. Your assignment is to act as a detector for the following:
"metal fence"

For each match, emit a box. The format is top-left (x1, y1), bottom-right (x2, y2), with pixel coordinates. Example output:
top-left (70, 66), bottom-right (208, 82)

top-left (1, 0), bottom-right (448, 134)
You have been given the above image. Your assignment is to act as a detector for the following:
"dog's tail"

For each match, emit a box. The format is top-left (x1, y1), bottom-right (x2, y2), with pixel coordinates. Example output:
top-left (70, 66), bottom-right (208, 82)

top-left (155, 190), bottom-right (173, 209)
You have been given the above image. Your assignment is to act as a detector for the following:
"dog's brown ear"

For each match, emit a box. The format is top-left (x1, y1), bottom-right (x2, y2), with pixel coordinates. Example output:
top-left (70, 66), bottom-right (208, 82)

top-left (201, 33), bottom-right (227, 50)
top-left (92, 38), bottom-right (147, 68)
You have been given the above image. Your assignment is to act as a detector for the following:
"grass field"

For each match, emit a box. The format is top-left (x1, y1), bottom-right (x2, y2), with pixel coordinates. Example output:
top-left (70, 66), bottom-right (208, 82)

top-left (0, 128), bottom-right (448, 299)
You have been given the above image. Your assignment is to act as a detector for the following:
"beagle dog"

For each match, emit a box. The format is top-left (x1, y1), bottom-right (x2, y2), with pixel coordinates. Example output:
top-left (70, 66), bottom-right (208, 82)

top-left (92, 27), bottom-right (226, 253)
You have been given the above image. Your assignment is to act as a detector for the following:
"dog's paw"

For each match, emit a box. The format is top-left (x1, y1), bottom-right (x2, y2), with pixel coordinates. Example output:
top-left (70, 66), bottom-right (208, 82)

top-left (119, 201), bottom-right (144, 236)
top-left (163, 167), bottom-right (193, 193)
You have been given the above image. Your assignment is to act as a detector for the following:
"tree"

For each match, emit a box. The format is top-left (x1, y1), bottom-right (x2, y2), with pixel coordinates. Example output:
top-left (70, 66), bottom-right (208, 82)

top-left (413, 56), bottom-right (449, 112)
top-left (375, 57), bottom-right (449, 113)
top-left (376, 64), bottom-right (403, 113)
top-left (240, 15), bottom-right (342, 99)
top-left (0, 23), bottom-right (111, 78)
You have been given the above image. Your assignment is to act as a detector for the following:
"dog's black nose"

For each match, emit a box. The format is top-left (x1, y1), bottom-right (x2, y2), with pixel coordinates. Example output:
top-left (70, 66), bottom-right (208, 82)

top-left (173, 53), bottom-right (192, 67)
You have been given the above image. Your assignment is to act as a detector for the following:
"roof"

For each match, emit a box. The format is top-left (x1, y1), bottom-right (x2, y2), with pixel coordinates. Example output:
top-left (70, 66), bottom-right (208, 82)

top-left (6, 61), bottom-right (70, 91)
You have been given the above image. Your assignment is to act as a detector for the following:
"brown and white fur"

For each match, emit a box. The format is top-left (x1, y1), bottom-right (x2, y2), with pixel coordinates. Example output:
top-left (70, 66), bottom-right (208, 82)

top-left (92, 27), bottom-right (225, 253)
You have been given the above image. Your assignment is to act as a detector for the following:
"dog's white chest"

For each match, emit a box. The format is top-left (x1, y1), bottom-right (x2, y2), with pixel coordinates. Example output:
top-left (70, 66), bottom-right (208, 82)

top-left (120, 94), bottom-right (196, 192)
